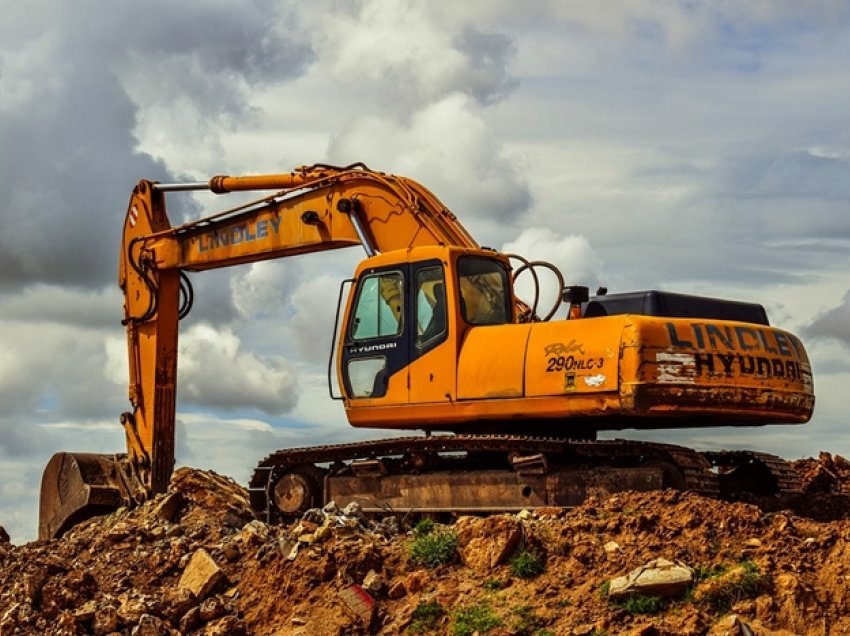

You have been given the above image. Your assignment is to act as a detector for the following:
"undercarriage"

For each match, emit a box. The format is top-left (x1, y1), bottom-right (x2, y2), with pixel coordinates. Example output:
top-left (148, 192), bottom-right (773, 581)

top-left (247, 435), bottom-right (801, 523)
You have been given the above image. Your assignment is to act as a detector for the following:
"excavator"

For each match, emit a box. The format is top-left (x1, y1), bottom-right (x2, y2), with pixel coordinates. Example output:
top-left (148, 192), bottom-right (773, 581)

top-left (38, 164), bottom-right (815, 540)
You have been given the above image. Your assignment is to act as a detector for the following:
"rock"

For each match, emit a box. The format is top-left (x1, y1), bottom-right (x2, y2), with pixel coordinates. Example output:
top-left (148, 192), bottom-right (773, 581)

top-left (745, 538), bottom-right (762, 548)
top-left (323, 501), bottom-right (341, 515)
top-left (608, 558), bottom-right (694, 599)
top-left (338, 584), bottom-right (377, 628)
top-left (342, 501), bottom-right (363, 518)
top-left (203, 615), bottom-right (247, 636)
top-left (132, 614), bottom-right (174, 636)
top-left (279, 538), bottom-right (299, 561)
top-left (239, 520), bottom-right (270, 546)
top-left (387, 580), bottom-right (406, 599)
top-left (223, 509), bottom-right (252, 529)
top-left (118, 595), bottom-right (153, 624)
top-left (302, 508), bottom-right (326, 524)
top-left (23, 570), bottom-right (48, 604)
top-left (199, 595), bottom-right (228, 622)
top-left (178, 549), bottom-right (224, 600)
top-left (154, 492), bottom-right (185, 523)
top-left (73, 599), bottom-right (98, 623)
top-left (362, 569), bottom-right (383, 594)
top-left (160, 587), bottom-right (196, 622)
top-left (604, 541), bottom-right (621, 555)
top-left (223, 543), bottom-right (241, 562)
top-left (149, 526), bottom-right (166, 540)
top-left (293, 520), bottom-right (318, 536)
top-left (706, 613), bottom-right (755, 636)
top-left (179, 606), bottom-right (201, 633)
top-left (93, 605), bottom-right (120, 635)
top-left (517, 509), bottom-right (533, 520)
top-left (456, 515), bottom-right (523, 571)
top-left (315, 520), bottom-right (334, 541)
top-left (0, 526), bottom-right (9, 543)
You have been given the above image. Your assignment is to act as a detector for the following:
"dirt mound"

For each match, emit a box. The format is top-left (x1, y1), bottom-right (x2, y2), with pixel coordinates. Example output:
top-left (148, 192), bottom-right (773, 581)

top-left (1, 455), bottom-right (850, 635)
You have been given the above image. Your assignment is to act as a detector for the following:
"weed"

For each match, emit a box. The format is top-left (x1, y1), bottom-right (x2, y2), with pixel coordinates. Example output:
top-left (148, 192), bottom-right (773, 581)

top-left (510, 549), bottom-right (545, 579)
top-left (598, 579), bottom-right (611, 599)
top-left (408, 600), bottom-right (445, 633)
top-left (452, 601), bottom-right (502, 636)
top-left (408, 529), bottom-right (458, 568)
top-left (482, 579), bottom-right (503, 591)
top-left (618, 594), bottom-right (666, 615)
top-left (511, 604), bottom-right (545, 634)
top-left (555, 598), bottom-right (572, 608)
top-left (696, 560), bottom-right (765, 613)
top-left (692, 563), bottom-right (727, 585)
top-left (413, 517), bottom-right (436, 537)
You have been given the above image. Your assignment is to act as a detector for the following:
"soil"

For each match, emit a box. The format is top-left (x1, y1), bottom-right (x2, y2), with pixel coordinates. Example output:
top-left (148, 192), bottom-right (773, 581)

top-left (2, 453), bottom-right (850, 635)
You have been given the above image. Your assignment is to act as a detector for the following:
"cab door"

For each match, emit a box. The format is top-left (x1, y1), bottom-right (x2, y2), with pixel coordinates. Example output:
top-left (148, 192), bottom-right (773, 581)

top-left (408, 260), bottom-right (454, 404)
top-left (340, 267), bottom-right (410, 404)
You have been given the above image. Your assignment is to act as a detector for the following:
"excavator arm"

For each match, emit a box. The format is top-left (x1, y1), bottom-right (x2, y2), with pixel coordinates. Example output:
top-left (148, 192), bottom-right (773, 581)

top-left (40, 164), bottom-right (483, 539)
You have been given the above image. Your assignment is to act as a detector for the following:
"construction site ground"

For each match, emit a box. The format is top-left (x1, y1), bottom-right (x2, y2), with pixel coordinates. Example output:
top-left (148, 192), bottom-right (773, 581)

top-left (2, 452), bottom-right (850, 635)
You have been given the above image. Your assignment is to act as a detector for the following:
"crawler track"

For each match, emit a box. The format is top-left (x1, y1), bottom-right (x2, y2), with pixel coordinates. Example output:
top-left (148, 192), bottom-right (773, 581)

top-left (702, 449), bottom-right (803, 498)
top-left (248, 435), bottom-right (737, 523)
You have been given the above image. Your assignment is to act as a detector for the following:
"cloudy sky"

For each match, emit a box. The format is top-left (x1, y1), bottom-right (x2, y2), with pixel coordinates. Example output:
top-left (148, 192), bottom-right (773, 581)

top-left (2, 1), bottom-right (849, 542)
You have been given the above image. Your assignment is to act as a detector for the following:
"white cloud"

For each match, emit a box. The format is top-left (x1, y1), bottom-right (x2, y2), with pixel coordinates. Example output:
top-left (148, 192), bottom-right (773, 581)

top-left (178, 323), bottom-right (298, 416)
top-left (328, 94), bottom-right (531, 240)
top-left (305, 0), bottom-right (517, 114)
top-left (806, 289), bottom-right (850, 345)
top-left (230, 260), bottom-right (303, 319)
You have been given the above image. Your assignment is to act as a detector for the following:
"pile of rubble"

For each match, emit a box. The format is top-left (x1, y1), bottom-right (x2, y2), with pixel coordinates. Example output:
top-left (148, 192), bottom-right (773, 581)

top-left (0, 453), bottom-right (849, 635)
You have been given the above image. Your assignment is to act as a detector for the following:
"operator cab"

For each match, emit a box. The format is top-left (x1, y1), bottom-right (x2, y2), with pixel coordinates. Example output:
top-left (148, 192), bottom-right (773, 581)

top-left (336, 247), bottom-right (512, 404)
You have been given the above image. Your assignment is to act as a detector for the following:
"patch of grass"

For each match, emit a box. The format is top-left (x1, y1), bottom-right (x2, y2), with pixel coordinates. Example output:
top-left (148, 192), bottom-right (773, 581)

top-left (598, 580), bottom-right (611, 599)
top-left (408, 528), bottom-right (458, 569)
top-left (510, 549), bottom-right (545, 579)
top-left (408, 600), bottom-right (445, 633)
top-left (618, 594), bottom-right (666, 615)
top-left (696, 560), bottom-right (765, 613)
top-left (511, 604), bottom-right (545, 634)
top-left (555, 598), bottom-right (572, 608)
top-left (692, 563), bottom-right (727, 585)
top-left (482, 578), bottom-right (503, 591)
top-left (413, 517), bottom-right (435, 537)
top-left (451, 601), bottom-right (502, 636)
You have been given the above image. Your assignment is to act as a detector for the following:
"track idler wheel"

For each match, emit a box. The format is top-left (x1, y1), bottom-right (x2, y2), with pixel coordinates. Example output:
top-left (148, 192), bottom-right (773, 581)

top-left (271, 465), bottom-right (324, 518)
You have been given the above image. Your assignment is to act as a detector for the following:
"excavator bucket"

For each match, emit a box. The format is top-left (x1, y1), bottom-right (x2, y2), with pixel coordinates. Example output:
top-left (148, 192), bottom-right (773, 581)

top-left (39, 452), bottom-right (132, 541)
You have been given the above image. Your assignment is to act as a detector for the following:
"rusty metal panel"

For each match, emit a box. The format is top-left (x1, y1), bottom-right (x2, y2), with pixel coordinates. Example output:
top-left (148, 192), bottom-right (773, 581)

top-left (620, 316), bottom-right (815, 423)
top-left (325, 467), bottom-right (664, 513)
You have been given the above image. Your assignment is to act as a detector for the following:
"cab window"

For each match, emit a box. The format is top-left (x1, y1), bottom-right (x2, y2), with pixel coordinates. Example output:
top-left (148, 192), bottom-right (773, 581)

top-left (458, 257), bottom-right (510, 325)
top-left (351, 272), bottom-right (404, 340)
top-left (415, 266), bottom-right (447, 347)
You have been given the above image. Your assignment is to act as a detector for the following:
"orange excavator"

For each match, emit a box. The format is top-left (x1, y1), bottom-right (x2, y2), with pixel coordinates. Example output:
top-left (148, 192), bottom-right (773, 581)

top-left (39, 164), bottom-right (814, 540)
